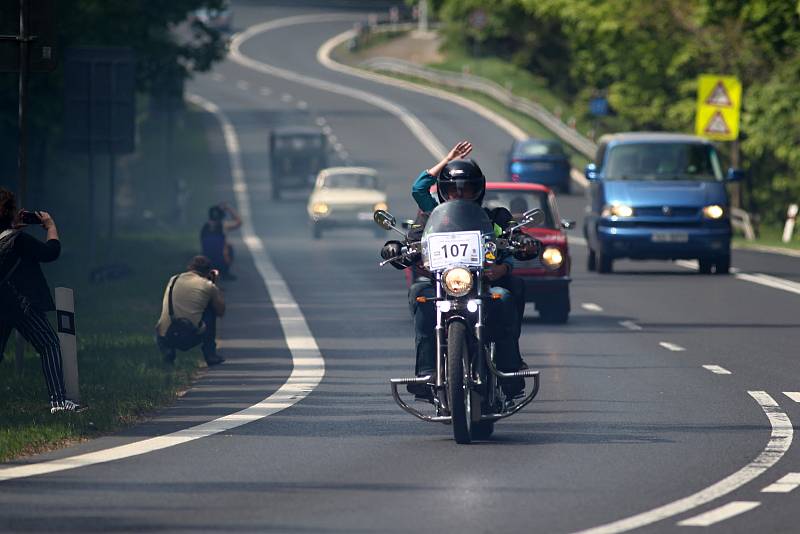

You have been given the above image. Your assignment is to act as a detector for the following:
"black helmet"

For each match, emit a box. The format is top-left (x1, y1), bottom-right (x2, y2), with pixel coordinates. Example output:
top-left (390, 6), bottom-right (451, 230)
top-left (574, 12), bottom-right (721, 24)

top-left (437, 159), bottom-right (486, 204)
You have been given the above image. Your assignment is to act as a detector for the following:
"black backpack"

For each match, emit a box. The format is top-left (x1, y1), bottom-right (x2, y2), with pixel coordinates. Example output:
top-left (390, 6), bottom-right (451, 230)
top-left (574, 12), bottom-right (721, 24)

top-left (164, 274), bottom-right (200, 351)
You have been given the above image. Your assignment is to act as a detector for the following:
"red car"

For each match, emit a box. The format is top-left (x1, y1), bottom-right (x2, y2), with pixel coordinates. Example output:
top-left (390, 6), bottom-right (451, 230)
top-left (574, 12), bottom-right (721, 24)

top-left (483, 182), bottom-right (573, 323)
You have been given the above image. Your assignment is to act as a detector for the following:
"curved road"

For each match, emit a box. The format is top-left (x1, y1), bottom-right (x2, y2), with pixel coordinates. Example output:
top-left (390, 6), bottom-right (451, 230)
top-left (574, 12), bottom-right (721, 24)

top-left (2, 2), bottom-right (800, 532)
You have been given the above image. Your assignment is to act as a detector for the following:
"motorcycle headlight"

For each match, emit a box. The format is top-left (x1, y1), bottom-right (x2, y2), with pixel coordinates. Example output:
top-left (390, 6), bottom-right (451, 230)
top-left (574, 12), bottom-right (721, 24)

top-left (541, 247), bottom-right (564, 269)
top-left (702, 205), bottom-right (724, 219)
top-left (601, 204), bottom-right (634, 218)
top-left (312, 202), bottom-right (329, 216)
top-left (443, 267), bottom-right (473, 297)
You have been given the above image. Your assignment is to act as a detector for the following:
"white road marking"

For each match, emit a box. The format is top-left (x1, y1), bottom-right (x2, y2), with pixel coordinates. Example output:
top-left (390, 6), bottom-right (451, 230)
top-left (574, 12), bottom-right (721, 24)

top-left (334, 143), bottom-right (344, 151)
top-left (761, 472), bottom-right (800, 493)
top-left (783, 392), bottom-right (800, 403)
top-left (675, 259), bottom-right (800, 298)
top-left (677, 501), bottom-right (761, 527)
top-left (211, 72), bottom-right (225, 82)
top-left (327, 134), bottom-right (338, 143)
top-left (619, 320), bottom-right (642, 331)
top-left (259, 86), bottom-right (272, 96)
top-left (228, 14), bottom-right (446, 160)
top-left (321, 125), bottom-right (333, 135)
top-left (581, 302), bottom-right (603, 312)
top-left (702, 365), bottom-right (732, 375)
top-left (236, 80), bottom-right (250, 91)
top-left (734, 272), bottom-right (800, 296)
top-left (296, 100), bottom-right (308, 109)
top-left (315, 116), bottom-right (326, 126)
top-left (0, 94), bottom-right (326, 482)
top-left (576, 391), bottom-right (792, 533)
top-left (659, 342), bottom-right (686, 352)
top-left (280, 93), bottom-right (293, 102)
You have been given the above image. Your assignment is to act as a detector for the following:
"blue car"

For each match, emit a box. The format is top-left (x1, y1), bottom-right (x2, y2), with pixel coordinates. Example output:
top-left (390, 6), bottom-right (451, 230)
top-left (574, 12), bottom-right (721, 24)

top-left (583, 132), bottom-right (744, 274)
top-left (507, 139), bottom-right (572, 194)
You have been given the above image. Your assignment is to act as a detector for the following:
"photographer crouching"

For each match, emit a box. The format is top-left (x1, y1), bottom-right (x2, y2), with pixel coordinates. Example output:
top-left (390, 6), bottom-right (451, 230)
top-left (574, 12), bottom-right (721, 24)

top-left (0, 188), bottom-right (83, 413)
top-left (155, 255), bottom-right (226, 366)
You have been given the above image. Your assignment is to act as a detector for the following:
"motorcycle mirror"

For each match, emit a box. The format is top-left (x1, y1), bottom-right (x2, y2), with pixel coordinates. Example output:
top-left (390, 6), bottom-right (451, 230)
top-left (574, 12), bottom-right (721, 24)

top-left (373, 210), bottom-right (396, 230)
top-left (521, 208), bottom-right (545, 227)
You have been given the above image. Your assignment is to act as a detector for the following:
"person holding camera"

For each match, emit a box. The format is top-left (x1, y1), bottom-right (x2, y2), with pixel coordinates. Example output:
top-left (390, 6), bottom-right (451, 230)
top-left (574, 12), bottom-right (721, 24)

top-left (0, 188), bottom-right (82, 413)
top-left (201, 202), bottom-right (241, 281)
top-left (155, 255), bottom-right (226, 366)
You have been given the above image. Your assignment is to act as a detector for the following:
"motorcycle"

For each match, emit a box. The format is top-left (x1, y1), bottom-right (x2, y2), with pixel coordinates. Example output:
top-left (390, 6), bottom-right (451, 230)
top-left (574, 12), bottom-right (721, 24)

top-left (375, 200), bottom-right (544, 443)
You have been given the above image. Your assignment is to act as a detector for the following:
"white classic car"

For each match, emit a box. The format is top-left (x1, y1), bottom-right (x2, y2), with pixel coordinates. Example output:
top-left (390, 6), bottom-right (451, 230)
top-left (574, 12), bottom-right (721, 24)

top-left (307, 167), bottom-right (388, 239)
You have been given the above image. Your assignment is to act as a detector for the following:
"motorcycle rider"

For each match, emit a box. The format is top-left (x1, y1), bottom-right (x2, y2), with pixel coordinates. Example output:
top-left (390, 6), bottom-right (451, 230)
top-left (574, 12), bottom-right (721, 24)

top-left (381, 142), bottom-right (531, 398)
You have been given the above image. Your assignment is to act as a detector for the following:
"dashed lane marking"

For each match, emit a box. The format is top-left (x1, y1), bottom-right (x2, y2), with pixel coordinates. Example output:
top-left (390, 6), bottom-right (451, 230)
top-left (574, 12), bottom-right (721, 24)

top-left (575, 391), bottom-right (791, 533)
top-left (677, 501), bottom-right (761, 527)
top-left (659, 342), bottom-right (686, 352)
top-left (581, 302), bottom-right (603, 312)
top-left (296, 100), bottom-right (308, 109)
top-left (321, 125), bottom-right (333, 135)
top-left (280, 93), bottom-right (293, 102)
top-left (619, 320), bottom-right (642, 331)
top-left (259, 86), bottom-right (271, 96)
top-left (211, 72), bottom-right (224, 82)
top-left (761, 472), bottom-right (800, 493)
top-left (229, 14), bottom-right (446, 161)
top-left (327, 134), bottom-right (338, 143)
top-left (315, 117), bottom-right (326, 126)
top-left (236, 80), bottom-right (250, 91)
top-left (702, 365), bottom-right (732, 375)
top-left (783, 392), bottom-right (800, 403)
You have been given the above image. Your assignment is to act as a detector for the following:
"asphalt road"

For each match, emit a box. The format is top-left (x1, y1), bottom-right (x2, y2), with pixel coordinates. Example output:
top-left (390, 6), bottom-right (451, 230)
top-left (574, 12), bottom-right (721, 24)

top-left (2, 2), bottom-right (800, 533)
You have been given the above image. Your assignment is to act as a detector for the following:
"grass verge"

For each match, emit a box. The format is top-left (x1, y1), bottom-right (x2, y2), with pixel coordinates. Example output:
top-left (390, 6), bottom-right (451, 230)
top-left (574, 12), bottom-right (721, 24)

top-left (0, 104), bottom-right (219, 462)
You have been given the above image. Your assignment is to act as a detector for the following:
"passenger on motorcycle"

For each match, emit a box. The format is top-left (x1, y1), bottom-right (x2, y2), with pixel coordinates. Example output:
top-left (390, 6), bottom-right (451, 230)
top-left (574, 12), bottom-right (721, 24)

top-left (381, 143), bottom-right (529, 398)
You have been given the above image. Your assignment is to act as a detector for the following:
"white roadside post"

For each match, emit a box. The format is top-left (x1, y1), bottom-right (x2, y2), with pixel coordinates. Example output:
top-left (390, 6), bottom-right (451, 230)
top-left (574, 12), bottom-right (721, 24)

top-left (782, 204), bottom-right (798, 243)
top-left (55, 287), bottom-right (80, 402)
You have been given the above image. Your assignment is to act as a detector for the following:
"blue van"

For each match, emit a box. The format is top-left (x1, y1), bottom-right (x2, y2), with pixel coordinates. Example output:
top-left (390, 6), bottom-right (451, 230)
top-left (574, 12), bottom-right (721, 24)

top-left (583, 132), bottom-right (743, 274)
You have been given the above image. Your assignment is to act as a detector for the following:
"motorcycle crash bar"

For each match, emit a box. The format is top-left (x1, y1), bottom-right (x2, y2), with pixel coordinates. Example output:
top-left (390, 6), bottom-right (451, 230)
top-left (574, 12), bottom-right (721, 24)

top-left (389, 376), bottom-right (452, 424)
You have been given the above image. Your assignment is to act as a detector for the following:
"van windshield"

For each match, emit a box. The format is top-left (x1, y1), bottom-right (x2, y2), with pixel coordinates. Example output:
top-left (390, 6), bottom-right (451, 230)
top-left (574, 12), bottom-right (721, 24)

top-left (605, 143), bottom-right (723, 181)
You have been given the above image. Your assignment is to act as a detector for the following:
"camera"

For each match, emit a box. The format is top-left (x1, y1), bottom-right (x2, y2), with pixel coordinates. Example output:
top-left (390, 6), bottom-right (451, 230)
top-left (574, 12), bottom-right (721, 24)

top-left (20, 210), bottom-right (42, 225)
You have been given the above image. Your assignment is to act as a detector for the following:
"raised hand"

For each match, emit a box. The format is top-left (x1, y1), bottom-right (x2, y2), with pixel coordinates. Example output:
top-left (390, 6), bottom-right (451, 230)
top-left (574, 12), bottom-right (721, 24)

top-left (447, 141), bottom-right (473, 161)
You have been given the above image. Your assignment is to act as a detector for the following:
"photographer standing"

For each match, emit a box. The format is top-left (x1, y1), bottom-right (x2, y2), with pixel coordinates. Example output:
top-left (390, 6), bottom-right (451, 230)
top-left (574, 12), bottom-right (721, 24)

top-left (155, 255), bottom-right (226, 366)
top-left (0, 188), bottom-right (82, 413)
top-left (200, 202), bottom-right (241, 281)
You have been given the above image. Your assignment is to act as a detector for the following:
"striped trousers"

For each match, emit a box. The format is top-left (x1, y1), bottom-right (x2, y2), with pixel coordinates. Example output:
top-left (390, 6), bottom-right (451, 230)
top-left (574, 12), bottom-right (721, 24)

top-left (0, 308), bottom-right (66, 404)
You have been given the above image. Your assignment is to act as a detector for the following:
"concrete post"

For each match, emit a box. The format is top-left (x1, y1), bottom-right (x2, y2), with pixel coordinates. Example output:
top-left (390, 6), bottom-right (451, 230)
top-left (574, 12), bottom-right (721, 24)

top-left (55, 287), bottom-right (79, 402)
top-left (782, 204), bottom-right (798, 243)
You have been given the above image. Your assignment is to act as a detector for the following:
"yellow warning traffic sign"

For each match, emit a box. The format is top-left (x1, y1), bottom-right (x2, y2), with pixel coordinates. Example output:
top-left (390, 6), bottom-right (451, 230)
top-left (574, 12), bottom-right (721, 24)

top-left (695, 75), bottom-right (741, 141)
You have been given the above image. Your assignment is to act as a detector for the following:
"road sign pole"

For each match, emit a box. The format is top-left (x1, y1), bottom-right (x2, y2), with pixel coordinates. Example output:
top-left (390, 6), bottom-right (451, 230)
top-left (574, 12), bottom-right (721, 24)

top-left (17, 0), bottom-right (29, 209)
top-left (15, 0), bottom-right (30, 373)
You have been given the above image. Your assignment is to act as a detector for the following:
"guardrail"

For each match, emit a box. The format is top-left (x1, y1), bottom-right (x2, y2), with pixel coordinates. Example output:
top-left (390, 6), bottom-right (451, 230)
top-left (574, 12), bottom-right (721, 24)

top-left (731, 207), bottom-right (756, 241)
top-left (358, 25), bottom-right (761, 239)
top-left (359, 56), bottom-right (598, 159)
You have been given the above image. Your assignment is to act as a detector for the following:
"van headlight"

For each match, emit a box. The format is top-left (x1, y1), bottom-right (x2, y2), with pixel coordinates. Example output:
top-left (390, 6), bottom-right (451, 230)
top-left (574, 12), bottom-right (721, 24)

top-left (702, 205), bottom-right (724, 219)
top-left (601, 204), bottom-right (634, 218)
top-left (443, 267), bottom-right (473, 297)
top-left (373, 201), bottom-right (388, 212)
top-left (541, 247), bottom-right (564, 269)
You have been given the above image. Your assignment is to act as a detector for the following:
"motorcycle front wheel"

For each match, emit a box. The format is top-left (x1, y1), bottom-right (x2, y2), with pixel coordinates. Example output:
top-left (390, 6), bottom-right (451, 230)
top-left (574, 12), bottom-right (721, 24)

top-left (447, 321), bottom-right (473, 444)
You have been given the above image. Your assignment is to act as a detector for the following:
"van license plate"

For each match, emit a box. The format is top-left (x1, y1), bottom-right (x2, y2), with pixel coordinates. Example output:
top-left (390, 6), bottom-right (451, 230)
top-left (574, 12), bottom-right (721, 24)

top-left (651, 232), bottom-right (689, 243)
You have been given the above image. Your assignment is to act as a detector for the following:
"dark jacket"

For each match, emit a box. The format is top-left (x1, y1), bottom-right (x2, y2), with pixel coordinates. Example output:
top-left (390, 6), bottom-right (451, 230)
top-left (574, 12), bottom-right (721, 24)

top-left (0, 229), bottom-right (60, 314)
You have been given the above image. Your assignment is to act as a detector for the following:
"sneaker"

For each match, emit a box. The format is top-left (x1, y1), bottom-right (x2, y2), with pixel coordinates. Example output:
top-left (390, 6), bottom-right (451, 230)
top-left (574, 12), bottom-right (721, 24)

top-left (50, 399), bottom-right (86, 414)
top-left (205, 354), bottom-right (226, 366)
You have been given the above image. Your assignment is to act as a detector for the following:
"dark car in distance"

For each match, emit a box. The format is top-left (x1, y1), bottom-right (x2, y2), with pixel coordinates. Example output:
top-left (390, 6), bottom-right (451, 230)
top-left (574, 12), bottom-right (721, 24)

top-left (269, 126), bottom-right (328, 200)
top-left (507, 138), bottom-right (572, 194)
